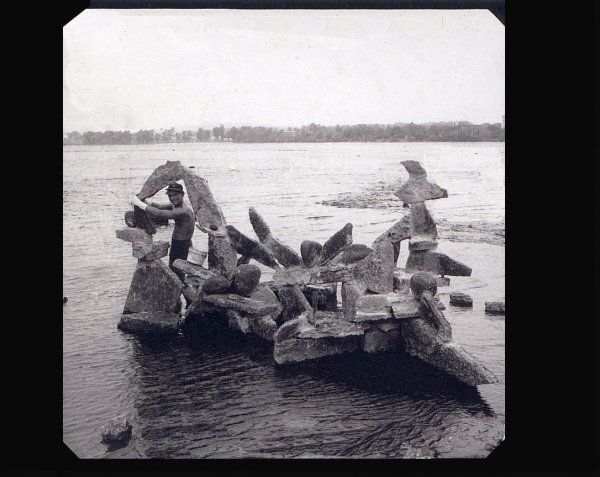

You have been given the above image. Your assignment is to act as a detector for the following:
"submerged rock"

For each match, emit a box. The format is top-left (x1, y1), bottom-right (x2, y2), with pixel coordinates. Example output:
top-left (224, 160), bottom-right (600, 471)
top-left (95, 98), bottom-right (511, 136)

top-left (485, 301), bottom-right (505, 315)
top-left (100, 416), bottom-right (133, 449)
top-left (450, 292), bottom-right (473, 307)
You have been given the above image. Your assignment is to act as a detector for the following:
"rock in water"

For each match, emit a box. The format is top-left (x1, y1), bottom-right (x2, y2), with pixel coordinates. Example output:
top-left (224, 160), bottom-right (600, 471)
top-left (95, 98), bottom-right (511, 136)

top-left (485, 301), bottom-right (505, 315)
top-left (118, 311), bottom-right (182, 335)
top-left (123, 259), bottom-right (183, 314)
top-left (300, 240), bottom-right (323, 267)
top-left (450, 292), bottom-right (473, 307)
top-left (116, 228), bottom-right (152, 244)
top-left (248, 208), bottom-right (302, 268)
top-left (182, 168), bottom-right (226, 229)
top-left (233, 264), bottom-right (261, 297)
top-left (132, 241), bottom-right (170, 261)
top-left (100, 416), bottom-right (132, 449)
top-left (394, 160), bottom-right (448, 204)
top-left (408, 202), bottom-right (438, 251)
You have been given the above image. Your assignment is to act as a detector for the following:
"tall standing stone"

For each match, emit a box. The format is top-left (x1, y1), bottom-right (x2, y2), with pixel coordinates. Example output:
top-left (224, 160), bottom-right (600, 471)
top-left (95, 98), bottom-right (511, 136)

top-left (248, 208), bottom-right (302, 268)
top-left (207, 232), bottom-right (238, 281)
top-left (181, 169), bottom-right (226, 230)
top-left (226, 225), bottom-right (280, 269)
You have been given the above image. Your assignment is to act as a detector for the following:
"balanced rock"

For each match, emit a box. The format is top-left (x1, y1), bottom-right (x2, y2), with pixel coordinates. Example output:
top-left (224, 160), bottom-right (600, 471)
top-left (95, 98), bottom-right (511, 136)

top-left (137, 160), bottom-right (185, 200)
top-left (226, 225), bottom-right (279, 268)
top-left (340, 280), bottom-right (367, 321)
top-left (201, 274), bottom-right (231, 294)
top-left (116, 228), bottom-right (152, 244)
top-left (450, 292), bottom-right (473, 307)
top-left (351, 240), bottom-right (395, 294)
top-left (406, 251), bottom-right (472, 277)
top-left (133, 206), bottom-right (156, 235)
top-left (410, 272), bottom-right (438, 300)
top-left (207, 234), bottom-right (238, 281)
top-left (118, 311), bottom-right (182, 335)
top-left (277, 285), bottom-right (314, 323)
top-left (485, 301), bottom-right (505, 315)
top-left (123, 259), bottom-right (183, 314)
top-left (394, 160), bottom-right (448, 204)
top-left (233, 264), bottom-right (261, 297)
top-left (319, 223), bottom-right (353, 264)
top-left (182, 168), bottom-right (226, 229)
top-left (340, 244), bottom-right (373, 264)
top-left (300, 240), bottom-right (323, 267)
top-left (132, 241), bottom-right (170, 261)
top-left (408, 202), bottom-right (438, 250)
top-left (248, 208), bottom-right (302, 268)
top-left (124, 210), bottom-right (137, 227)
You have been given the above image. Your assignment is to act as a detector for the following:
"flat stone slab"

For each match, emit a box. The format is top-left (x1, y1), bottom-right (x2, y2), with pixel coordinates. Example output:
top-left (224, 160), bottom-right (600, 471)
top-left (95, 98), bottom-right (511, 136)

top-left (116, 228), bottom-right (152, 244)
top-left (393, 271), bottom-right (450, 290)
top-left (298, 311), bottom-right (364, 340)
top-left (172, 259), bottom-right (216, 280)
top-left (450, 292), bottom-right (473, 307)
top-left (202, 293), bottom-right (281, 316)
top-left (132, 241), bottom-right (170, 260)
top-left (485, 301), bottom-right (505, 315)
top-left (118, 311), bottom-right (182, 335)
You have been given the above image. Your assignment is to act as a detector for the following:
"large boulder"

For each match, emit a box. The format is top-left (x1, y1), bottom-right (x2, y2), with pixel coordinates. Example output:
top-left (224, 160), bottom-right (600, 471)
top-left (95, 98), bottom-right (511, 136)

top-left (233, 264), bottom-right (261, 297)
top-left (182, 169), bottom-right (227, 229)
top-left (123, 259), bottom-right (183, 314)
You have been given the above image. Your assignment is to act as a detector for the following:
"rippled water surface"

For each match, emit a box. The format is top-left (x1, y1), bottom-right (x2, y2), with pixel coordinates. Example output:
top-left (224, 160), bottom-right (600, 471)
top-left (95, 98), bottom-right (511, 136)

top-left (63, 142), bottom-right (504, 458)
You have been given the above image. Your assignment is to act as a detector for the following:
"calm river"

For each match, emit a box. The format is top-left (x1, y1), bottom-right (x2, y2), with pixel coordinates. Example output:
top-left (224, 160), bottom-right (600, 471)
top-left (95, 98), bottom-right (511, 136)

top-left (63, 141), bottom-right (504, 458)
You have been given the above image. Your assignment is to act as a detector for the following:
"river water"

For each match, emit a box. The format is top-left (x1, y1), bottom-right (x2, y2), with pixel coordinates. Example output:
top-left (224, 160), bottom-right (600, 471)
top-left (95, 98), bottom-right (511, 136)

top-left (63, 141), bottom-right (505, 459)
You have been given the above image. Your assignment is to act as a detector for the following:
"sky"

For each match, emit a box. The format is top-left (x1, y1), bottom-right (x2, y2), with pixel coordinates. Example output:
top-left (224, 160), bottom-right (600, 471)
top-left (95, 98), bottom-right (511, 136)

top-left (63, 9), bottom-right (504, 132)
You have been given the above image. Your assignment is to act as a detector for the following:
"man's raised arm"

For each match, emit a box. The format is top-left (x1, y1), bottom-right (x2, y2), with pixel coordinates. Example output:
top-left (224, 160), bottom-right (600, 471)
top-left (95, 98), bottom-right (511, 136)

top-left (131, 196), bottom-right (180, 219)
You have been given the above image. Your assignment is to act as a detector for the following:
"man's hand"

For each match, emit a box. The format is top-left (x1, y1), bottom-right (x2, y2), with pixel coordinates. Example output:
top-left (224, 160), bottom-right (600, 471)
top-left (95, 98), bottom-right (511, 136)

top-left (143, 198), bottom-right (153, 206)
top-left (131, 196), bottom-right (147, 211)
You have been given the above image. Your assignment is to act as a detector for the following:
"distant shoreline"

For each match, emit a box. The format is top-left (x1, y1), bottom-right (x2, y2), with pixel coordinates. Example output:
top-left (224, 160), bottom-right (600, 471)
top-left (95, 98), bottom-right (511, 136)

top-left (63, 139), bottom-right (505, 146)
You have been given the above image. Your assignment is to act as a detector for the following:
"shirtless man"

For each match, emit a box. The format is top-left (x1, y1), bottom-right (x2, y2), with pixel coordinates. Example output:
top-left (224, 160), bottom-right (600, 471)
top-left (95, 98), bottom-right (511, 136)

top-left (131, 182), bottom-right (195, 282)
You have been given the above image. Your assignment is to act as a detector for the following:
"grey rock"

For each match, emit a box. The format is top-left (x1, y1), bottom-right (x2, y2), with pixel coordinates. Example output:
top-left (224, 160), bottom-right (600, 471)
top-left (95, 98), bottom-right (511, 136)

top-left (371, 215), bottom-right (411, 266)
top-left (450, 292), bottom-right (473, 307)
top-left (181, 169), bottom-right (227, 229)
top-left (405, 251), bottom-right (472, 277)
top-left (485, 301), bottom-right (505, 315)
top-left (319, 223), bottom-right (353, 264)
top-left (116, 228), bottom-right (153, 244)
top-left (351, 240), bottom-right (395, 294)
top-left (277, 285), bottom-right (314, 323)
top-left (201, 274), bottom-right (232, 294)
top-left (100, 415), bottom-right (133, 448)
top-left (310, 264), bottom-right (353, 284)
top-left (248, 208), bottom-right (302, 267)
top-left (410, 272), bottom-right (438, 300)
top-left (123, 259), bottom-right (183, 314)
top-left (340, 244), bottom-right (374, 264)
top-left (233, 264), bottom-right (261, 297)
top-left (274, 312), bottom-right (313, 342)
top-left (303, 284), bottom-right (337, 311)
top-left (137, 160), bottom-right (186, 200)
top-left (340, 280), bottom-right (367, 321)
top-left (226, 225), bottom-right (280, 268)
top-left (172, 259), bottom-right (216, 280)
top-left (362, 327), bottom-right (400, 353)
top-left (124, 210), bottom-right (137, 227)
top-left (207, 234), bottom-right (238, 281)
top-left (118, 311), bottom-right (182, 335)
top-left (132, 241), bottom-right (170, 261)
top-left (133, 206), bottom-right (156, 235)
top-left (226, 310), bottom-right (278, 341)
top-left (202, 293), bottom-right (281, 316)
top-left (300, 240), bottom-right (323, 267)
top-left (418, 292), bottom-right (452, 342)
top-left (273, 266), bottom-right (312, 287)
top-left (408, 202), bottom-right (438, 249)
top-left (394, 161), bottom-right (448, 204)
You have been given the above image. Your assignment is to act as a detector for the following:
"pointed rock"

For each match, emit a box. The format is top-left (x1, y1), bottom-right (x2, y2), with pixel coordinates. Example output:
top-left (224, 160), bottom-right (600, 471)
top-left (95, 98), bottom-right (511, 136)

top-left (394, 160), bottom-right (448, 204)
top-left (207, 234), bottom-right (239, 281)
top-left (300, 240), bottom-right (323, 267)
top-left (226, 225), bottom-right (279, 268)
top-left (408, 202), bottom-right (438, 251)
top-left (419, 292), bottom-right (452, 342)
top-left (319, 223), bottom-right (353, 264)
top-left (406, 251), bottom-right (472, 277)
top-left (351, 240), bottom-right (395, 294)
top-left (277, 285), bottom-right (314, 323)
top-left (181, 169), bottom-right (226, 229)
top-left (248, 208), bottom-right (302, 267)
top-left (123, 259), bottom-right (183, 314)
top-left (137, 160), bottom-right (186, 200)
top-left (339, 244), bottom-right (373, 265)
top-left (371, 215), bottom-right (411, 265)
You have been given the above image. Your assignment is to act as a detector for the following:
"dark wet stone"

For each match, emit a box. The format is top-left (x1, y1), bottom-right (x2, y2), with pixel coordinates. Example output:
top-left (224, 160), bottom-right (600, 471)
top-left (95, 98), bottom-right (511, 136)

top-left (182, 169), bottom-right (226, 229)
top-left (201, 274), bottom-right (232, 295)
top-left (450, 292), bottom-right (473, 307)
top-left (418, 292), bottom-right (452, 342)
top-left (132, 241), bottom-right (170, 261)
top-left (124, 210), bottom-right (137, 227)
top-left (405, 251), bottom-right (472, 277)
top-left (363, 327), bottom-right (400, 353)
top-left (277, 285), bottom-right (314, 323)
top-left (300, 240), bottom-right (323, 267)
top-left (340, 244), bottom-right (373, 264)
top-left (274, 312), bottom-right (312, 342)
top-left (226, 310), bottom-right (279, 341)
top-left (63, 297), bottom-right (68, 304)
top-left (485, 301), bottom-right (505, 315)
top-left (394, 160), bottom-right (448, 203)
top-left (118, 311), bottom-right (182, 335)
top-left (123, 259), bottom-right (183, 314)
top-left (351, 240), bottom-right (395, 294)
top-left (319, 223), bottom-right (353, 264)
top-left (133, 206), bottom-right (157, 235)
top-left (226, 225), bottom-right (279, 268)
top-left (233, 264), bottom-right (261, 297)
top-left (303, 284), bottom-right (337, 311)
top-left (100, 415), bottom-right (133, 448)
top-left (410, 272), bottom-right (438, 300)
top-left (116, 228), bottom-right (152, 244)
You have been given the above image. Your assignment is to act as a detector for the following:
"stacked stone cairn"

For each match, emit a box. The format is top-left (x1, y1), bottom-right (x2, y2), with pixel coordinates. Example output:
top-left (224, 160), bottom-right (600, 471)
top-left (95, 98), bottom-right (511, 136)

top-left (116, 160), bottom-right (497, 387)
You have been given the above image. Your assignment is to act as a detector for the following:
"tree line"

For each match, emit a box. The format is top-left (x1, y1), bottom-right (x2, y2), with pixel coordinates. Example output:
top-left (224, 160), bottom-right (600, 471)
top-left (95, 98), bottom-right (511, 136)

top-left (63, 121), bottom-right (504, 145)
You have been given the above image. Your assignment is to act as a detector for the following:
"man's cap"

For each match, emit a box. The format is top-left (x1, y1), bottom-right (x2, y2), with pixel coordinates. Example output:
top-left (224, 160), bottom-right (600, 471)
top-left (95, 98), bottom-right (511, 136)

top-left (166, 182), bottom-right (184, 194)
